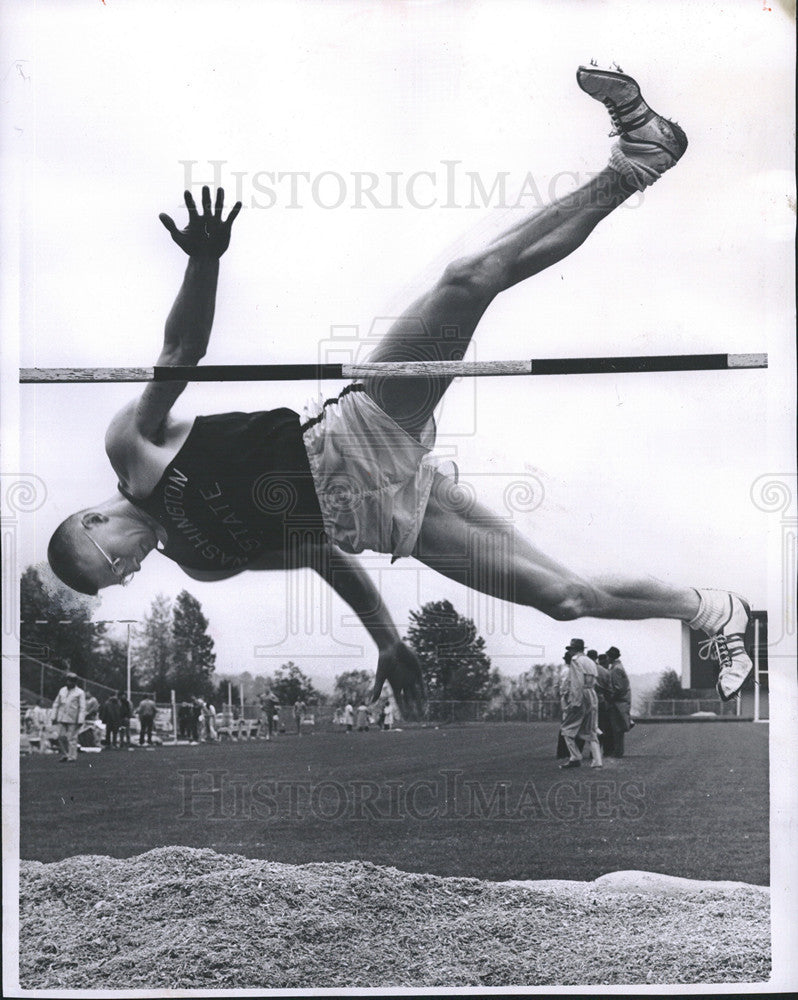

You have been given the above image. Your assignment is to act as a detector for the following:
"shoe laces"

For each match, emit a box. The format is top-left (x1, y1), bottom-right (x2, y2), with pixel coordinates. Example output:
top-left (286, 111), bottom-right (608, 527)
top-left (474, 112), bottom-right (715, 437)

top-left (698, 634), bottom-right (731, 671)
top-left (601, 98), bottom-right (653, 139)
top-left (602, 99), bottom-right (623, 137)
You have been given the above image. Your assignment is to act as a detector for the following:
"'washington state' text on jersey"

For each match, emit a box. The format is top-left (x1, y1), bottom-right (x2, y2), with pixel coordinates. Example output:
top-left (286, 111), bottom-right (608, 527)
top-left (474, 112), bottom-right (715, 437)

top-left (118, 410), bottom-right (324, 571)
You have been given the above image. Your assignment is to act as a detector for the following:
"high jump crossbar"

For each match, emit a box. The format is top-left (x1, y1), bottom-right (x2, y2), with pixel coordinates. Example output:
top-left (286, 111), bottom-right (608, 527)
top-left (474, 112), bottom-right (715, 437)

top-left (19, 353), bottom-right (767, 384)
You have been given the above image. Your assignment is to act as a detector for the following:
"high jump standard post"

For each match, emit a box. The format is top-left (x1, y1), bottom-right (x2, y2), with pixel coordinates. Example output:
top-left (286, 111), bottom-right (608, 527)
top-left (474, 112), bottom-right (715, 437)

top-left (753, 616), bottom-right (763, 723)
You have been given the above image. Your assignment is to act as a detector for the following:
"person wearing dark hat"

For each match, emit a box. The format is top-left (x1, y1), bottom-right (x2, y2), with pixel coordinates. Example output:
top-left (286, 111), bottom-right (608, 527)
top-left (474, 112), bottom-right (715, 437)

top-left (51, 672), bottom-right (86, 762)
top-left (605, 647), bottom-right (632, 758)
top-left (588, 649), bottom-right (615, 757)
top-left (559, 639), bottom-right (602, 769)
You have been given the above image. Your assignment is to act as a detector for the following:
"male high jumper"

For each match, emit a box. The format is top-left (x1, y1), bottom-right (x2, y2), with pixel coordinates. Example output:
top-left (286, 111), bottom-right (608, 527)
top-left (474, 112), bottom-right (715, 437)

top-left (48, 68), bottom-right (753, 713)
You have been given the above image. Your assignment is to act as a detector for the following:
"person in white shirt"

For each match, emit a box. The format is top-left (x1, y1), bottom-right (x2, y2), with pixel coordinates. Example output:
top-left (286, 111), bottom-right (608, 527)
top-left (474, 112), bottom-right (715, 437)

top-left (27, 700), bottom-right (50, 754)
top-left (356, 703), bottom-right (370, 732)
top-left (559, 639), bottom-right (602, 770)
top-left (51, 673), bottom-right (86, 762)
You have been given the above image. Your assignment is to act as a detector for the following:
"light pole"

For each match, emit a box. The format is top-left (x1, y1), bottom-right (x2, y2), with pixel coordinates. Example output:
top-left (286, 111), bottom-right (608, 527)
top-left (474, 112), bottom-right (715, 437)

top-left (96, 619), bottom-right (137, 700)
top-left (125, 621), bottom-right (135, 702)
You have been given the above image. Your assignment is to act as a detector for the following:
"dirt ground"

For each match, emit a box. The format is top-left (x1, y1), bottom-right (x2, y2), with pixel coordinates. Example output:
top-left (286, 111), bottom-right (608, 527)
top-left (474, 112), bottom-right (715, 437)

top-left (18, 846), bottom-right (770, 990)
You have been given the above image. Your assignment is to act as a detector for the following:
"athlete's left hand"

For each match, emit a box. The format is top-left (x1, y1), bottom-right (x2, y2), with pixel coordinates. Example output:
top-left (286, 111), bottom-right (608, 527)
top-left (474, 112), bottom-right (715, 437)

top-left (159, 186), bottom-right (242, 259)
top-left (372, 641), bottom-right (427, 720)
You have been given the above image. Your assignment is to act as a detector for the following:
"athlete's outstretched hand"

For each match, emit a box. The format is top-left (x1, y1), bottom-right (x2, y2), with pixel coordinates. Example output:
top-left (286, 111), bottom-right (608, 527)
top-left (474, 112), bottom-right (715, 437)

top-left (372, 640), bottom-right (427, 721)
top-left (159, 186), bottom-right (242, 259)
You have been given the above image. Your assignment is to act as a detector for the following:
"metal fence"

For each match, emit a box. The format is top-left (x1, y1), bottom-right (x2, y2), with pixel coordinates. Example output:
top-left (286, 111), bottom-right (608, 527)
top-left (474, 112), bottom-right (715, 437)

top-left (639, 697), bottom-right (739, 718)
top-left (425, 700), bottom-right (561, 724)
top-left (150, 701), bottom-right (567, 736)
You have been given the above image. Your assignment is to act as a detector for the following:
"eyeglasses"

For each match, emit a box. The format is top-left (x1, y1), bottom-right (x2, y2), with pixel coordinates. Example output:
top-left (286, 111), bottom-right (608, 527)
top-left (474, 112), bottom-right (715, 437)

top-left (82, 528), bottom-right (135, 586)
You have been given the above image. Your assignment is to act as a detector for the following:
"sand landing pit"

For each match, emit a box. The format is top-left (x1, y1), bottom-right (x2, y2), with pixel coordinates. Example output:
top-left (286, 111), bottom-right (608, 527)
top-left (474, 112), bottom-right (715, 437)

top-left (18, 846), bottom-right (770, 989)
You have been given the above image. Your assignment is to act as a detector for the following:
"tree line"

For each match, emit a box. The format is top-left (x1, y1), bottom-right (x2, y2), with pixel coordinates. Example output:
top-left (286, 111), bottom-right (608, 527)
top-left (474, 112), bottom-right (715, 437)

top-left (24, 566), bottom-right (677, 708)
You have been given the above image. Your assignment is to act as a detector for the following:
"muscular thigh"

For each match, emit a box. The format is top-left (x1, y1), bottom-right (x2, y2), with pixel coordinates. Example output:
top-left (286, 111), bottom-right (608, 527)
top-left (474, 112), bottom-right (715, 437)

top-left (412, 472), bottom-right (585, 608)
top-left (362, 277), bottom-right (491, 437)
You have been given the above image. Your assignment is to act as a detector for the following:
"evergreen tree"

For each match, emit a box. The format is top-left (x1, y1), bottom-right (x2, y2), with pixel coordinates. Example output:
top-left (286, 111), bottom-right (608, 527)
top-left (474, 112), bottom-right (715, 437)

top-left (170, 590), bottom-right (216, 700)
top-left (133, 594), bottom-right (174, 700)
top-left (405, 599), bottom-right (494, 700)
top-left (92, 636), bottom-right (129, 693)
top-left (653, 668), bottom-right (687, 701)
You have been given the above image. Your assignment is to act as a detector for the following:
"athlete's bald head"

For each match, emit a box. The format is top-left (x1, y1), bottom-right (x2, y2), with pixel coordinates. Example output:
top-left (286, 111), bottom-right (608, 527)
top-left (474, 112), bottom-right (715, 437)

top-left (48, 511), bottom-right (100, 595)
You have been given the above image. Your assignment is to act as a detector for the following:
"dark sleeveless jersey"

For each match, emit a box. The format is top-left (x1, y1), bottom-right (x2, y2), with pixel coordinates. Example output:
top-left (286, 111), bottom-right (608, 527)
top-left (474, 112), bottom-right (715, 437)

top-left (118, 410), bottom-right (324, 572)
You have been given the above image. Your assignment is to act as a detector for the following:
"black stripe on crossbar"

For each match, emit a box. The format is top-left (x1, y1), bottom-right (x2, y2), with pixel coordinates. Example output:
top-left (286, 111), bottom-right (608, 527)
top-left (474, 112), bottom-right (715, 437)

top-left (531, 355), bottom-right (732, 375)
top-left (153, 364), bottom-right (347, 382)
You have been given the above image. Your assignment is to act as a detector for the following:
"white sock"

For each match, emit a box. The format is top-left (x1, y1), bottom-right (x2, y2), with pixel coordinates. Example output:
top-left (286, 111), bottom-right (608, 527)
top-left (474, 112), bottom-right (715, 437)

top-left (688, 588), bottom-right (730, 635)
top-left (608, 143), bottom-right (661, 191)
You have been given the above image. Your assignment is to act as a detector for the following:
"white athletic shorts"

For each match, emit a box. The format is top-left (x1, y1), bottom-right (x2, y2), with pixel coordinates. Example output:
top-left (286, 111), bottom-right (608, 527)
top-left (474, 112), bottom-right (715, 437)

top-left (301, 386), bottom-right (442, 560)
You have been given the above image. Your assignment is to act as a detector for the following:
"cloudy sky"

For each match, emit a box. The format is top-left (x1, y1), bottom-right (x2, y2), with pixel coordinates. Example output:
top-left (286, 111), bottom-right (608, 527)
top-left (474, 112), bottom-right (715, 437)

top-left (2, 0), bottom-right (794, 691)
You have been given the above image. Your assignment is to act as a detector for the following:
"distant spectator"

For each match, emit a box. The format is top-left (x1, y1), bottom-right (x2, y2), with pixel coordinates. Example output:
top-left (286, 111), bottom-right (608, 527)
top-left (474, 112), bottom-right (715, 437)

top-left (52, 674), bottom-right (86, 762)
top-left (84, 694), bottom-right (100, 721)
top-left (118, 691), bottom-right (132, 748)
top-left (356, 702), bottom-right (370, 732)
top-left (189, 697), bottom-right (202, 742)
top-left (259, 693), bottom-right (270, 737)
top-left (556, 650), bottom-right (583, 760)
top-left (605, 646), bottom-right (633, 758)
top-left (218, 704), bottom-right (235, 740)
top-left (383, 700), bottom-right (395, 731)
top-left (559, 638), bottom-right (602, 769)
top-left (254, 696), bottom-right (267, 739)
top-left (257, 692), bottom-right (277, 741)
top-left (343, 703), bottom-right (354, 733)
top-left (235, 702), bottom-right (249, 741)
top-left (266, 691), bottom-right (279, 740)
top-left (195, 699), bottom-right (215, 742)
top-left (27, 699), bottom-right (49, 754)
top-left (206, 701), bottom-right (218, 741)
top-left (137, 696), bottom-right (157, 746)
top-left (593, 653), bottom-right (615, 757)
top-left (100, 692), bottom-right (123, 749)
top-left (178, 701), bottom-right (192, 740)
top-left (293, 699), bottom-right (306, 736)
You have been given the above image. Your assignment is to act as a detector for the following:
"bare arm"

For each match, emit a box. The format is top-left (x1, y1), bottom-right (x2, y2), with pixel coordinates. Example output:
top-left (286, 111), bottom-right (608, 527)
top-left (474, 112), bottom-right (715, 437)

top-left (135, 186), bottom-right (241, 442)
top-left (175, 538), bottom-right (425, 716)
top-left (306, 543), bottom-right (426, 717)
top-left (307, 543), bottom-right (401, 652)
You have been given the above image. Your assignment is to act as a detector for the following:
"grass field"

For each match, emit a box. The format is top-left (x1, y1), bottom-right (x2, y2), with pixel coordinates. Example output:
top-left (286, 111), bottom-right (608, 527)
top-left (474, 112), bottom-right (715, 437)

top-left (20, 721), bottom-right (769, 884)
